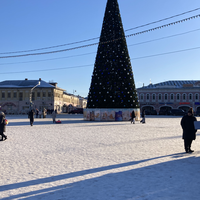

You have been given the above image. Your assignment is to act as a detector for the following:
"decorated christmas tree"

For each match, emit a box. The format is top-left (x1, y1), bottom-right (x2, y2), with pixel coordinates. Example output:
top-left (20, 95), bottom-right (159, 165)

top-left (87, 0), bottom-right (139, 109)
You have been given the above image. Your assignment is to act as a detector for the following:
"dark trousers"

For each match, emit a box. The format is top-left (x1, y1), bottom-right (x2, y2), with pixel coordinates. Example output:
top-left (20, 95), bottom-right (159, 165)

top-left (30, 120), bottom-right (34, 126)
top-left (0, 132), bottom-right (6, 140)
top-left (184, 139), bottom-right (193, 151)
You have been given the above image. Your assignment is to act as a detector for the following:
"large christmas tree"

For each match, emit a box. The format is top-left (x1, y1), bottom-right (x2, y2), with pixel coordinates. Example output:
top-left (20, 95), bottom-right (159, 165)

top-left (87, 0), bottom-right (139, 109)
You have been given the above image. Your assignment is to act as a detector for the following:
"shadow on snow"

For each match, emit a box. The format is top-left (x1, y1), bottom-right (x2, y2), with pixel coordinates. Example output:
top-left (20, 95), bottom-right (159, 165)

top-left (1, 153), bottom-right (200, 199)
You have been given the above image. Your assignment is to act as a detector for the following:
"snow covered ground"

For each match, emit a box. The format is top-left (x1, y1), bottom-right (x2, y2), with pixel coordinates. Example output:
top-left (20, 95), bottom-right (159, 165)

top-left (1, 114), bottom-right (200, 200)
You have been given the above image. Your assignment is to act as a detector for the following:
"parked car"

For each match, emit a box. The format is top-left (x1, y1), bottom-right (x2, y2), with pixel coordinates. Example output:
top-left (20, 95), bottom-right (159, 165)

top-left (195, 110), bottom-right (200, 116)
top-left (159, 110), bottom-right (169, 115)
top-left (143, 110), bottom-right (157, 115)
top-left (150, 110), bottom-right (157, 115)
top-left (144, 110), bottom-right (151, 115)
top-left (168, 109), bottom-right (186, 116)
top-left (68, 108), bottom-right (83, 114)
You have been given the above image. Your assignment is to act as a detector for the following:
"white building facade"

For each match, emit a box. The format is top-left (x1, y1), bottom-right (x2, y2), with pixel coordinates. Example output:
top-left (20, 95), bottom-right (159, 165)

top-left (0, 79), bottom-right (87, 114)
top-left (137, 80), bottom-right (200, 114)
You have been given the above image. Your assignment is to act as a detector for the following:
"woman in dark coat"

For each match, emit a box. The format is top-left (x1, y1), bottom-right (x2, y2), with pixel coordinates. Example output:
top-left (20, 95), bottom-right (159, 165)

top-left (131, 110), bottom-right (136, 124)
top-left (181, 110), bottom-right (197, 153)
top-left (0, 111), bottom-right (7, 141)
top-left (140, 109), bottom-right (146, 124)
top-left (28, 109), bottom-right (35, 126)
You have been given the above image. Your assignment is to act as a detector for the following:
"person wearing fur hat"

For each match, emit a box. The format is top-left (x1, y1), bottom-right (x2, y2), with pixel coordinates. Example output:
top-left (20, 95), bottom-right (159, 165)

top-left (181, 108), bottom-right (197, 153)
top-left (0, 111), bottom-right (7, 141)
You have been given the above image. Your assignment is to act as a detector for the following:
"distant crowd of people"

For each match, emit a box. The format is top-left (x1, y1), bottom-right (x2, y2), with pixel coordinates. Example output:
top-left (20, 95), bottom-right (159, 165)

top-left (28, 108), bottom-right (57, 126)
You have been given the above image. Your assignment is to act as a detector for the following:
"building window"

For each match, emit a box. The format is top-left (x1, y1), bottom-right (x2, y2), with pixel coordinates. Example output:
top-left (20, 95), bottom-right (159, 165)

top-left (195, 94), bottom-right (199, 101)
top-left (189, 94), bottom-right (192, 100)
top-left (183, 94), bottom-right (186, 100)
top-left (164, 94), bottom-right (168, 100)
top-left (2, 92), bottom-right (5, 98)
top-left (8, 92), bottom-right (11, 98)
top-left (152, 94), bottom-right (156, 100)
top-left (37, 92), bottom-right (40, 98)
top-left (176, 94), bottom-right (180, 100)
top-left (19, 92), bottom-right (23, 101)
top-left (32, 92), bottom-right (35, 101)
top-left (43, 92), bottom-right (46, 97)
top-left (170, 94), bottom-right (174, 100)
top-left (13, 92), bottom-right (17, 98)
top-left (158, 94), bottom-right (162, 100)
top-left (48, 92), bottom-right (51, 97)
top-left (146, 94), bottom-right (150, 100)
top-left (140, 94), bottom-right (144, 100)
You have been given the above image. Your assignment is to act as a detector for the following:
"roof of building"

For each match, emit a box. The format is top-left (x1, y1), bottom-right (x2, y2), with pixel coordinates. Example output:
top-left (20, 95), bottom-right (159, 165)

top-left (138, 80), bottom-right (200, 89)
top-left (0, 80), bottom-right (55, 88)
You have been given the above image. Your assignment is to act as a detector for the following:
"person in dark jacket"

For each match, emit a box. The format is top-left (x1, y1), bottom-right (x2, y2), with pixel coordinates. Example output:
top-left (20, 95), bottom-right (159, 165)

top-left (36, 109), bottom-right (39, 118)
top-left (28, 109), bottom-right (35, 126)
top-left (140, 109), bottom-right (146, 124)
top-left (131, 110), bottom-right (136, 124)
top-left (0, 111), bottom-right (7, 141)
top-left (181, 109), bottom-right (197, 153)
top-left (43, 108), bottom-right (47, 118)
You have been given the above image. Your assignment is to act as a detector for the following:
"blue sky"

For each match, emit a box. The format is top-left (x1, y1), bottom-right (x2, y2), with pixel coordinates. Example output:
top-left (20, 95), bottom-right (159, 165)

top-left (0, 0), bottom-right (200, 97)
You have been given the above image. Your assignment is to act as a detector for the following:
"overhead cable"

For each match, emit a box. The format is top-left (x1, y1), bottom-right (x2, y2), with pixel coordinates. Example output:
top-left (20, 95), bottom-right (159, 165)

top-left (0, 46), bottom-right (199, 74)
top-left (1, 28), bottom-right (200, 65)
top-left (0, 14), bottom-right (199, 59)
top-left (0, 7), bottom-right (200, 55)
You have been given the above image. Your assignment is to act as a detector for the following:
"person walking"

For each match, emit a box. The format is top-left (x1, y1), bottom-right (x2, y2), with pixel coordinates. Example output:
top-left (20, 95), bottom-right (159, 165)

top-left (181, 109), bottom-right (197, 153)
top-left (0, 111), bottom-right (7, 141)
top-left (51, 110), bottom-right (57, 123)
top-left (131, 110), bottom-right (136, 124)
top-left (39, 110), bottom-right (42, 118)
top-left (28, 109), bottom-right (35, 126)
top-left (43, 108), bottom-right (46, 118)
top-left (36, 109), bottom-right (39, 118)
top-left (140, 109), bottom-right (146, 124)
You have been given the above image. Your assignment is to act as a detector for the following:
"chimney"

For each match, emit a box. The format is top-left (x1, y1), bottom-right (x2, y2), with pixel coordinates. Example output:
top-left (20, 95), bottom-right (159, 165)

top-left (49, 82), bottom-right (57, 87)
top-left (39, 78), bottom-right (41, 81)
top-left (25, 78), bottom-right (28, 80)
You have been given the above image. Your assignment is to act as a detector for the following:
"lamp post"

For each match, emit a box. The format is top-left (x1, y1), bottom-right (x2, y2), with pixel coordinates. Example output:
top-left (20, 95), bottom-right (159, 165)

top-left (30, 81), bottom-right (40, 110)
top-left (73, 90), bottom-right (76, 107)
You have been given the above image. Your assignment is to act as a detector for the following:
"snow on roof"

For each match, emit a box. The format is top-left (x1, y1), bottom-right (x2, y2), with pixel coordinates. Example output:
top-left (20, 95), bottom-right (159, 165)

top-left (0, 80), bottom-right (55, 88)
top-left (137, 80), bottom-right (200, 89)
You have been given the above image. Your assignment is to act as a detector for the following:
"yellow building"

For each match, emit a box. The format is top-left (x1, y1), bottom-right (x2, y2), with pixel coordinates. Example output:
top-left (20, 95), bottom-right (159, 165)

top-left (0, 79), bottom-right (87, 114)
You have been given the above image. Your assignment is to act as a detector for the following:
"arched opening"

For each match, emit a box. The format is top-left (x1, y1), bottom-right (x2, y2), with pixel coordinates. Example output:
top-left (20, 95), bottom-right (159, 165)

top-left (196, 106), bottom-right (200, 116)
top-left (159, 106), bottom-right (172, 115)
top-left (142, 106), bottom-right (157, 115)
top-left (178, 106), bottom-right (190, 112)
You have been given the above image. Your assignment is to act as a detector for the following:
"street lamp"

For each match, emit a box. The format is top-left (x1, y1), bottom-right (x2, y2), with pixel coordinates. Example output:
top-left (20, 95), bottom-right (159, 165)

top-left (30, 81), bottom-right (40, 109)
top-left (73, 90), bottom-right (76, 106)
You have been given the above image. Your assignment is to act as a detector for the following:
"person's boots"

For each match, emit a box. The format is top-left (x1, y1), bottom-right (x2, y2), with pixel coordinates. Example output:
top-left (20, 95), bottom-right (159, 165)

top-left (2, 133), bottom-right (7, 141)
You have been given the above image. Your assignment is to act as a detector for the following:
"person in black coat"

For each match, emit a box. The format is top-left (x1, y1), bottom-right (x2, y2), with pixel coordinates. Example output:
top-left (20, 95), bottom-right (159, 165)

top-left (140, 109), bottom-right (146, 124)
top-left (28, 109), bottom-right (35, 126)
top-left (181, 110), bottom-right (197, 153)
top-left (0, 111), bottom-right (7, 141)
top-left (131, 110), bottom-right (136, 124)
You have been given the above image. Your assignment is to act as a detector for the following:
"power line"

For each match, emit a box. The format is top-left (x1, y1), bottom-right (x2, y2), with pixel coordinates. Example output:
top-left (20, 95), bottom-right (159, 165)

top-left (0, 14), bottom-right (199, 59)
top-left (0, 7), bottom-right (200, 55)
top-left (125, 7), bottom-right (200, 32)
top-left (1, 28), bottom-right (200, 65)
top-left (0, 52), bottom-right (96, 65)
top-left (131, 46), bottom-right (200, 60)
top-left (0, 46), bottom-right (199, 74)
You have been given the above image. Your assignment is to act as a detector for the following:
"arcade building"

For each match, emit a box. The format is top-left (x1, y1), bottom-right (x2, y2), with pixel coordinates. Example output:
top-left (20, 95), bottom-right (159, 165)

top-left (137, 80), bottom-right (200, 114)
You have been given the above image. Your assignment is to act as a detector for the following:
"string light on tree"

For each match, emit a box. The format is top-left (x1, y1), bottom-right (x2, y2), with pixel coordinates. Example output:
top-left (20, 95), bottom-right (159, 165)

top-left (87, 0), bottom-right (139, 109)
